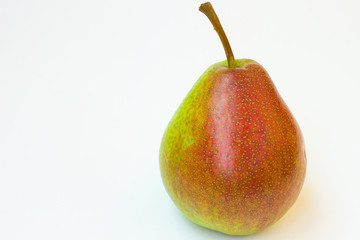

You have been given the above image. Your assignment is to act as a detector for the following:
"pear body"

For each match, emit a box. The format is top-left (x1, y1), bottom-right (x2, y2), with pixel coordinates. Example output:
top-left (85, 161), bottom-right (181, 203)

top-left (159, 59), bottom-right (306, 235)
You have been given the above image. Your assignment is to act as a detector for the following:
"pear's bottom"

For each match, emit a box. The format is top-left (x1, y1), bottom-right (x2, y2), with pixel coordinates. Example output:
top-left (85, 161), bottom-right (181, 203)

top-left (175, 198), bottom-right (300, 236)
top-left (191, 218), bottom-right (261, 235)
top-left (182, 212), bottom-right (262, 235)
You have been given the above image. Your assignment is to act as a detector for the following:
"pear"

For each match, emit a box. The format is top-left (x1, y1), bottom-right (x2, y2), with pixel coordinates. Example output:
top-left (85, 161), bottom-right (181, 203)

top-left (159, 2), bottom-right (306, 235)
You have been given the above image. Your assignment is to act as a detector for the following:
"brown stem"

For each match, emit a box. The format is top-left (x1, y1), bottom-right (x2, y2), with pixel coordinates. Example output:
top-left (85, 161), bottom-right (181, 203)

top-left (199, 2), bottom-right (236, 68)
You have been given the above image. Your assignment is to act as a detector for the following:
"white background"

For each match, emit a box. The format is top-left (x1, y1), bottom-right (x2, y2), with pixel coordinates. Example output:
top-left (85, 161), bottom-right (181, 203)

top-left (1, 0), bottom-right (360, 239)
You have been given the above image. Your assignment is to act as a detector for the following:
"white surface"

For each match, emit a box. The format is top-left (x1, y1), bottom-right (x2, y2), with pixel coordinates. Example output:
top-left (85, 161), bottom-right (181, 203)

top-left (1, 0), bottom-right (360, 239)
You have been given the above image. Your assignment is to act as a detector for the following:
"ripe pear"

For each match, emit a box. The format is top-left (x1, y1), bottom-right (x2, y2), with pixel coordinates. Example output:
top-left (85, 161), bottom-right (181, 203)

top-left (159, 2), bottom-right (306, 235)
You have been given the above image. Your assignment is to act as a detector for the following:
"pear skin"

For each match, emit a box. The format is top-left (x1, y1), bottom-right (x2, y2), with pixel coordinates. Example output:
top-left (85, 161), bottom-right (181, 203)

top-left (160, 59), bottom-right (306, 235)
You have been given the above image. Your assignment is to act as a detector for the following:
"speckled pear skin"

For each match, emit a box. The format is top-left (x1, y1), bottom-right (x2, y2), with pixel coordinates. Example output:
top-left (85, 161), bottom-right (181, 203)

top-left (159, 59), bottom-right (306, 235)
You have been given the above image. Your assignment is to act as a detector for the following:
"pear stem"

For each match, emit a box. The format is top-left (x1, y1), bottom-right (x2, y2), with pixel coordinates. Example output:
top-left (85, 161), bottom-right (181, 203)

top-left (199, 2), bottom-right (236, 68)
